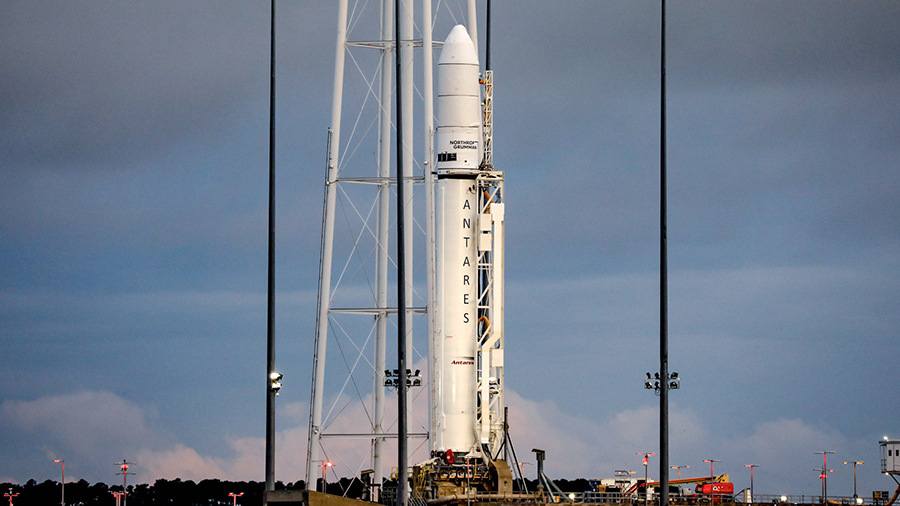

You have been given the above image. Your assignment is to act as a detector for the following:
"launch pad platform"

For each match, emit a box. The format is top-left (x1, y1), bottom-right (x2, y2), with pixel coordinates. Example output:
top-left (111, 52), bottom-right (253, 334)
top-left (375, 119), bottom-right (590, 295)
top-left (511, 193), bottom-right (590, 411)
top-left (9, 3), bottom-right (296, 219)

top-left (265, 490), bottom-right (382, 506)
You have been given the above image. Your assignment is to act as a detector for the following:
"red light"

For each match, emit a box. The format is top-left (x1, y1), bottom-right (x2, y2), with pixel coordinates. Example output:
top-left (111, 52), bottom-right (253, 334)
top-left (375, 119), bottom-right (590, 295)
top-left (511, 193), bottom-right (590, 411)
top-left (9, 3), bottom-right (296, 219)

top-left (326, 461), bottom-right (333, 467)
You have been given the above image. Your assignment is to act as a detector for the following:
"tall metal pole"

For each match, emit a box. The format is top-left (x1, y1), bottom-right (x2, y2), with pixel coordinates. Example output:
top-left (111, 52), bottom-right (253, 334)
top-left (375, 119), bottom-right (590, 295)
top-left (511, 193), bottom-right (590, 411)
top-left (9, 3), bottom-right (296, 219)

top-left (659, 1), bottom-right (670, 506)
top-left (645, 458), bottom-right (650, 506)
top-left (265, 0), bottom-right (277, 494)
top-left (116, 461), bottom-right (134, 506)
top-left (815, 451), bottom-right (834, 504)
top-left (845, 461), bottom-right (863, 498)
top-left (373, 0), bottom-right (394, 495)
top-left (53, 459), bottom-right (64, 506)
top-left (307, 0), bottom-right (348, 486)
top-left (745, 464), bottom-right (759, 503)
top-left (398, 0), bottom-right (414, 394)
top-left (423, 0), bottom-right (436, 475)
top-left (638, 453), bottom-right (656, 506)
top-left (395, 0), bottom-right (408, 505)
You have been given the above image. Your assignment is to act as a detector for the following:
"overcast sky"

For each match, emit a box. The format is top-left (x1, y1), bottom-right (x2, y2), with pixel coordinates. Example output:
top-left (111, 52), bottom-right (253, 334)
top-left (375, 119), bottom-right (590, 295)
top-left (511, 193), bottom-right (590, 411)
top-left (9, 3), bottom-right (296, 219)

top-left (2, 0), bottom-right (899, 499)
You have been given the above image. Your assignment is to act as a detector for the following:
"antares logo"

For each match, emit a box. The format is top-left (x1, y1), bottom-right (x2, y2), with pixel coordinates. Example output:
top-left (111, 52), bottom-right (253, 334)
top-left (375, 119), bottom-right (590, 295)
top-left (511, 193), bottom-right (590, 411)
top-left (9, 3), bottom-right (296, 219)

top-left (450, 360), bottom-right (474, 365)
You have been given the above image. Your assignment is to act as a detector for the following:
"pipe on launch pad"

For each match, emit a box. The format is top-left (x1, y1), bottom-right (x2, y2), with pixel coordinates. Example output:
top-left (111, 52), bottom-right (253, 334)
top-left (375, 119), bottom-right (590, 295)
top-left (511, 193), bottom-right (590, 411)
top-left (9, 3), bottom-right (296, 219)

top-left (885, 485), bottom-right (900, 506)
top-left (426, 492), bottom-right (542, 505)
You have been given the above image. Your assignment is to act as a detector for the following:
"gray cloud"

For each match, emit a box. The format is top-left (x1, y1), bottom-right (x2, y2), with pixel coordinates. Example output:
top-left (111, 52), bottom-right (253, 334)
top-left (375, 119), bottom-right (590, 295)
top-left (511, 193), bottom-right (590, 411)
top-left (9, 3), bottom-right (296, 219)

top-left (0, 1), bottom-right (271, 170)
top-left (1, 0), bottom-right (898, 492)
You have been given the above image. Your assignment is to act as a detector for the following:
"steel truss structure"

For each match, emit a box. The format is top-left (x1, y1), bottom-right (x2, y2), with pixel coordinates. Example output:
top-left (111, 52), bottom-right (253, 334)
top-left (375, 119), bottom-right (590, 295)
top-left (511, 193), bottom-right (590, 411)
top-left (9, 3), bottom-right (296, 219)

top-left (307, 0), bottom-right (504, 496)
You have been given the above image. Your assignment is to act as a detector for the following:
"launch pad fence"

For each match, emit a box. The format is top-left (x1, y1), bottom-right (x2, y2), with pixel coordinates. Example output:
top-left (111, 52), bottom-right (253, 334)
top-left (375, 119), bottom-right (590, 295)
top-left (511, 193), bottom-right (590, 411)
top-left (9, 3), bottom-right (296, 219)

top-left (379, 488), bottom-right (886, 506)
top-left (743, 495), bottom-right (885, 506)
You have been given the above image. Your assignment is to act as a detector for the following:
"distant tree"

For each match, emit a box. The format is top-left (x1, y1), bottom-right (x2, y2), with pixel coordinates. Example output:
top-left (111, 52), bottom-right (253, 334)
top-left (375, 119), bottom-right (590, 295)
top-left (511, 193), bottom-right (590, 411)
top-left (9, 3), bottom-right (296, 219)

top-left (88, 481), bottom-right (111, 506)
top-left (66, 478), bottom-right (92, 506)
top-left (0, 478), bottom-right (311, 506)
top-left (16, 478), bottom-right (59, 506)
top-left (129, 483), bottom-right (152, 506)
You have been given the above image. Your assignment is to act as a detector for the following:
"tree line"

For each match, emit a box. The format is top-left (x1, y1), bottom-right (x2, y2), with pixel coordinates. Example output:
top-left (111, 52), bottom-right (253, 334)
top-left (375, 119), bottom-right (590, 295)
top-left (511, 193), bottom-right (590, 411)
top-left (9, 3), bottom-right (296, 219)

top-left (1, 476), bottom-right (595, 506)
top-left (0, 478), bottom-right (306, 506)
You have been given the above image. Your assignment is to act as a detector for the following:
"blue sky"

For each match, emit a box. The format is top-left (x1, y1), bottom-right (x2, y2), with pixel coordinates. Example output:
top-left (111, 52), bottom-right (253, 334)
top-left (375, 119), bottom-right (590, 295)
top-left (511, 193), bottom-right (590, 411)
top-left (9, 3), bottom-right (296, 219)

top-left (1, 0), bottom-right (899, 499)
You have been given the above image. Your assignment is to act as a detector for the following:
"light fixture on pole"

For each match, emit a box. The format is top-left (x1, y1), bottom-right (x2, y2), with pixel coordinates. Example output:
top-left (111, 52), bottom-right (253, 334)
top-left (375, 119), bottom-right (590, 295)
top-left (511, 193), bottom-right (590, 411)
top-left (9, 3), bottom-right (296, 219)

top-left (615, 470), bottom-right (637, 478)
top-left (638, 452), bottom-right (657, 506)
top-left (519, 462), bottom-right (532, 479)
top-left (269, 372), bottom-right (283, 396)
top-left (115, 460), bottom-right (135, 506)
top-left (671, 465), bottom-right (689, 480)
top-left (701, 460), bottom-right (721, 502)
top-left (703, 459), bottom-right (721, 477)
top-left (229, 492), bottom-right (244, 506)
top-left (53, 459), bottom-right (65, 506)
top-left (4, 489), bottom-right (19, 506)
top-left (843, 461), bottom-right (863, 499)
top-left (815, 451), bottom-right (835, 504)
top-left (321, 460), bottom-right (333, 493)
top-left (815, 467), bottom-right (833, 503)
top-left (745, 464), bottom-right (759, 504)
top-left (644, 371), bottom-right (679, 393)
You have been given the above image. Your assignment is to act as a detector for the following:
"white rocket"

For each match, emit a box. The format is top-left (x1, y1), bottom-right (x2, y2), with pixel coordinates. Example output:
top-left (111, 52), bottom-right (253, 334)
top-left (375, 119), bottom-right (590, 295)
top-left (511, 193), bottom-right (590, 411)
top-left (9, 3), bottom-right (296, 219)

top-left (431, 24), bottom-right (505, 462)
top-left (432, 24), bottom-right (481, 457)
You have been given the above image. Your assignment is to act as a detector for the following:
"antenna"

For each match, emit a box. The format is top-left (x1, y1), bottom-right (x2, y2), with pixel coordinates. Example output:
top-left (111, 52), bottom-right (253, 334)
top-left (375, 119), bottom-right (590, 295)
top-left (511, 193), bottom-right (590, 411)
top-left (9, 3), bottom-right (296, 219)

top-left (114, 460), bottom-right (136, 506)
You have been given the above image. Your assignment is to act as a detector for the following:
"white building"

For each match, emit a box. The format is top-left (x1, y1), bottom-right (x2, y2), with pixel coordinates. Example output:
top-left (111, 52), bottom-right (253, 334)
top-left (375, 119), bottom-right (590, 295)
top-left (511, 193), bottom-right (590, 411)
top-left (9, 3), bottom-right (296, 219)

top-left (880, 439), bottom-right (900, 473)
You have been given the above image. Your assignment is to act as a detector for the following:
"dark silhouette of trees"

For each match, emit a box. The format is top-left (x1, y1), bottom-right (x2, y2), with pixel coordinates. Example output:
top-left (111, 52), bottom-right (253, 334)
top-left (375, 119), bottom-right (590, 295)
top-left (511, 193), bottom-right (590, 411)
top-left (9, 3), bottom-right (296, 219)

top-left (0, 479), bottom-right (306, 506)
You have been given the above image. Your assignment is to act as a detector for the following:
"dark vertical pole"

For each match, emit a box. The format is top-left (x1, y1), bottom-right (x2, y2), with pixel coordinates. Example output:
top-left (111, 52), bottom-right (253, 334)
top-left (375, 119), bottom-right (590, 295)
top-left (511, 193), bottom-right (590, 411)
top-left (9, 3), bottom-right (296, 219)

top-left (485, 0), bottom-right (491, 71)
top-left (659, 1), bottom-right (670, 506)
top-left (395, 0), bottom-right (408, 504)
top-left (265, 0), bottom-right (277, 496)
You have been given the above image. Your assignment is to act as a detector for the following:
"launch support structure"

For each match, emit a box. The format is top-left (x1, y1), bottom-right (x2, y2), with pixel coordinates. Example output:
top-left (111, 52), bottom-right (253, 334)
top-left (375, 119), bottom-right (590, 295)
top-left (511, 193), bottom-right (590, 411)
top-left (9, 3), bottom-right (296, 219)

top-left (307, 3), bottom-right (512, 500)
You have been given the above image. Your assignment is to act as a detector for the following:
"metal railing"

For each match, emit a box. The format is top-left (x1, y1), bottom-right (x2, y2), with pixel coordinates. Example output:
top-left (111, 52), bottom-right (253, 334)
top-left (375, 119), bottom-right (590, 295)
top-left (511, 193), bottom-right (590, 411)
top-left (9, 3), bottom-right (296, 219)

top-left (379, 488), bottom-right (884, 506)
top-left (744, 495), bottom-right (879, 505)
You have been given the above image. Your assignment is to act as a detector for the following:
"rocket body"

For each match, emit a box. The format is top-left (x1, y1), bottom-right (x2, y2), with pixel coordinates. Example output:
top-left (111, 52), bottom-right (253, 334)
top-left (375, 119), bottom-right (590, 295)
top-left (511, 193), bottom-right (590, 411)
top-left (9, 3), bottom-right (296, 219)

top-left (432, 24), bottom-right (481, 456)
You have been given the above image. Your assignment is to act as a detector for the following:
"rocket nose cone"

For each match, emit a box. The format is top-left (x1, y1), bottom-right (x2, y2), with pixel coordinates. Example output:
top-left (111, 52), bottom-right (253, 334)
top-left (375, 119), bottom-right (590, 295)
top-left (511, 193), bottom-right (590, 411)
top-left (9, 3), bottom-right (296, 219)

top-left (439, 24), bottom-right (479, 65)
